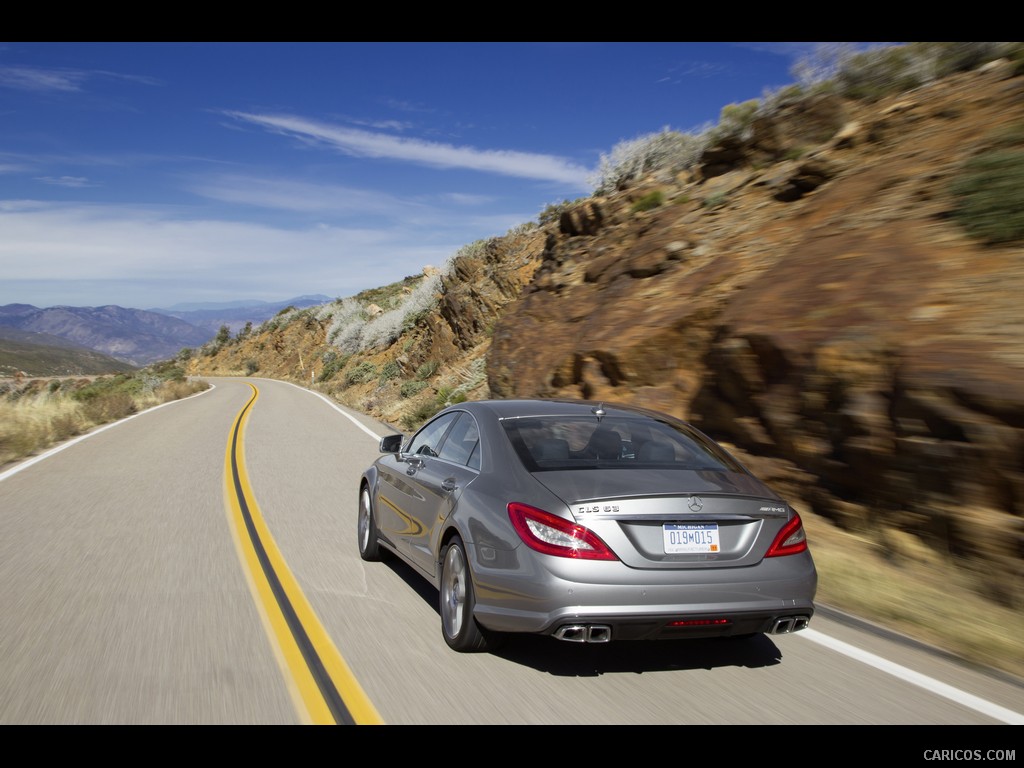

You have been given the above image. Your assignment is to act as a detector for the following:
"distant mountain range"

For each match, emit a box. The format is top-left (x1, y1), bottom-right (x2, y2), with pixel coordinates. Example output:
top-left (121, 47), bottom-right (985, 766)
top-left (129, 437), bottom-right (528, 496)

top-left (149, 295), bottom-right (332, 335)
top-left (0, 326), bottom-right (137, 377)
top-left (0, 295), bottom-right (332, 373)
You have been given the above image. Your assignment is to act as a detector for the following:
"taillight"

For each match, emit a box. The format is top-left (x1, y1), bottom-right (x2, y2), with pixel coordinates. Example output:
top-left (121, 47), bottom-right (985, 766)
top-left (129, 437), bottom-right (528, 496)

top-left (507, 502), bottom-right (618, 561)
top-left (765, 511), bottom-right (808, 557)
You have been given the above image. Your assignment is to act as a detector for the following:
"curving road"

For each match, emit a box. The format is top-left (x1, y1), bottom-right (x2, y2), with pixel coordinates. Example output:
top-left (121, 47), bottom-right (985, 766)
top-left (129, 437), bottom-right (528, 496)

top-left (1, 377), bottom-right (1022, 726)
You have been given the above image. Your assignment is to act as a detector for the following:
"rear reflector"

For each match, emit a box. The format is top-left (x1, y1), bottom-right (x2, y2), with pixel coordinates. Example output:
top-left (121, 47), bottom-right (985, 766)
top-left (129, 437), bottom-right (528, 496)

top-left (666, 618), bottom-right (731, 628)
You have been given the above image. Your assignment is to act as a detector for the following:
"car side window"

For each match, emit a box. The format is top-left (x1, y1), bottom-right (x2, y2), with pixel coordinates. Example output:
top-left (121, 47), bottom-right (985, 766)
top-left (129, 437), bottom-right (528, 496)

top-left (406, 412), bottom-right (460, 458)
top-left (438, 413), bottom-right (481, 470)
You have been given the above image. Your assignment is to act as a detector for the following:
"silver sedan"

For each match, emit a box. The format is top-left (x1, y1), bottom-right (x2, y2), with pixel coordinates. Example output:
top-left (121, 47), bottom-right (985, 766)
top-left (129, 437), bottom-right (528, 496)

top-left (358, 399), bottom-right (817, 652)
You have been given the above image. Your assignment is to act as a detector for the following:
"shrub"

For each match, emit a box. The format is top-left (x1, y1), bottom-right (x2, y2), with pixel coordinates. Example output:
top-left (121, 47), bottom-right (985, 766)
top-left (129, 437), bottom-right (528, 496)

top-left (539, 199), bottom-right (584, 226)
top-left (325, 298), bottom-right (365, 348)
top-left (706, 99), bottom-right (761, 143)
top-left (345, 362), bottom-right (378, 386)
top-left (363, 272), bottom-right (444, 349)
top-left (631, 190), bottom-right (664, 213)
top-left (952, 148), bottom-right (1024, 244)
top-left (400, 380), bottom-right (427, 398)
top-left (435, 387), bottom-right (468, 408)
top-left (0, 409), bottom-right (47, 463)
top-left (329, 265), bottom-right (451, 355)
top-left (244, 359), bottom-right (260, 375)
top-left (50, 410), bottom-right (84, 442)
top-left (379, 360), bottom-right (402, 382)
top-left (590, 128), bottom-right (708, 194)
top-left (81, 392), bottom-right (136, 423)
top-left (416, 360), bottom-right (440, 380)
top-left (318, 351), bottom-right (349, 383)
top-left (505, 221), bottom-right (538, 237)
top-left (703, 191), bottom-right (728, 209)
top-left (71, 374), bottom-right (141, 403)
top-left (401, 400), bottom-right (443, 431)
top-left (791, 42), bottom-right (860, 88)
top-left (153, 379), bottom-right (206, 403)
top-left (787, 43), bottom-right (1023, 107)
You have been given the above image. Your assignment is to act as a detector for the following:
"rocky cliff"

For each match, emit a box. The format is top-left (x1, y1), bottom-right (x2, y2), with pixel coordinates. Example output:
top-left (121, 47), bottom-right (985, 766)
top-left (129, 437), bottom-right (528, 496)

top-left (189, 60), bottom-right (1023, 612)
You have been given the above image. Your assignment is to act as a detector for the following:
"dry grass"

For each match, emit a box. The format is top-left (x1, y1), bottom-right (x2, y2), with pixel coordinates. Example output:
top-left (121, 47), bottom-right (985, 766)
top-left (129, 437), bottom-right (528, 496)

top-left (0, 376), bottom-right (208, 470)
top-left (0, 392), bottom-right (88, 467)
top-left (802, 511), bottom-right (1024, 680)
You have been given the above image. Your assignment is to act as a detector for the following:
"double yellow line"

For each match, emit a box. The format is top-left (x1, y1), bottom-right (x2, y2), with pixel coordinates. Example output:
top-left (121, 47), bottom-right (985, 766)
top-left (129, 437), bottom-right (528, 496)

top-left (224, 383), bottom-right (384, 725)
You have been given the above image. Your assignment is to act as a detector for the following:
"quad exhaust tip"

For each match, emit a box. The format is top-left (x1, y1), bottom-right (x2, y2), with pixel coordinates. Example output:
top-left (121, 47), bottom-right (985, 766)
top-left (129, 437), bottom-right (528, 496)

top-left (770, 616), bottom-right (811, 634)
top-left (554, 616), bottom-right (810, 642)
top-left (554, 624), bottom-right (612, 643)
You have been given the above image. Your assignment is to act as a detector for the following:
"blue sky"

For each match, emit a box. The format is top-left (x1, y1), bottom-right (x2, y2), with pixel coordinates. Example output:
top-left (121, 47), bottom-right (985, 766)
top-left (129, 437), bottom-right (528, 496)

top-left (1, 42), bottom-right (834, 310)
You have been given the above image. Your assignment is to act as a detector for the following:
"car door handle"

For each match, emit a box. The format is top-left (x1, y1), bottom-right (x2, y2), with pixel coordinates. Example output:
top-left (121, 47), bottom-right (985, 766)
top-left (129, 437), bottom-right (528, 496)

top-left (441, 478), bottom-right (457, 492)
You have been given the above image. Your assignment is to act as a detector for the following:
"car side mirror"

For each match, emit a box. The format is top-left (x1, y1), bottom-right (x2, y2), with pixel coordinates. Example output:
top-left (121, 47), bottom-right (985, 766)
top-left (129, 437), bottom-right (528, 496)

top-left (379, 434), bottom-right (404, 454)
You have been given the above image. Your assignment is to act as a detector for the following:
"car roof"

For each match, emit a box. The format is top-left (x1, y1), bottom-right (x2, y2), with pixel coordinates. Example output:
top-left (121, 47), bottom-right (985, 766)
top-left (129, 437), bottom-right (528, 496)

top-left (455, 398), bottom-right (683, 423)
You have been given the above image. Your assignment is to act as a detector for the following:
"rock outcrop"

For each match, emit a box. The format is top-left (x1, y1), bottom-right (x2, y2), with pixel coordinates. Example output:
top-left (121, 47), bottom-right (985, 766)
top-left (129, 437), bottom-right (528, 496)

top-left (488, 63), bottom-right (1024, 603)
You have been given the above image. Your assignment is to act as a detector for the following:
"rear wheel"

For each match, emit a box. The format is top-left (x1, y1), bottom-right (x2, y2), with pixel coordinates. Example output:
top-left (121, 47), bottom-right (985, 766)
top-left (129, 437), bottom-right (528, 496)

top-left (357, 486), bottom-right (381, 561)
top-left (440, 536), bottom-right (499, 652)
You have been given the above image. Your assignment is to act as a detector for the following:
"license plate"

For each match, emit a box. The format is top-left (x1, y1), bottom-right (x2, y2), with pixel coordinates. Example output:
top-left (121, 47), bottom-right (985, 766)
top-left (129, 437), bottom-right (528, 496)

top-left (664, 523), bottom-right (720, 553)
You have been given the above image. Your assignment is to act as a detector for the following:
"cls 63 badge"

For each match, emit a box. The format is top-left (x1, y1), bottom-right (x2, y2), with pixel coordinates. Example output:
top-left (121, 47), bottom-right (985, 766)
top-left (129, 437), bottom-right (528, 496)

top-left (577, 504), bottom-right (620, 514)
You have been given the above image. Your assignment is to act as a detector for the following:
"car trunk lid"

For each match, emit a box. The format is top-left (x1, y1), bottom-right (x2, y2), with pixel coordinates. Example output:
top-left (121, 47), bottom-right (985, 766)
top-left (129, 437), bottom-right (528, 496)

top-left (531, 468), bottom-right (791, 567)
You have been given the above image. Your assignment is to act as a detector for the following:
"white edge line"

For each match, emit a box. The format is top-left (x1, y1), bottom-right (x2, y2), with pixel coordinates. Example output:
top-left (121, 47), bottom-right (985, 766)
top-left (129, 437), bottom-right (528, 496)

top-left (799, 628), bottom-right (1024, 724)
top-left (0, 383), bottom-right (217, 484)
top-left (274, 378), bottom-right (385, 441)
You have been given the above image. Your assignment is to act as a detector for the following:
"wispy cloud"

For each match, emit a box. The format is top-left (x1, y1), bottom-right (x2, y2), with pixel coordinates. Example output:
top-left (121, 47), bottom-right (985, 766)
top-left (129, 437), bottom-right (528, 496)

top-left (36, 175), bottom-right (96, 188)
top-left (0, 201), bottom-right (463, 307)
top-left (187, 173), bottom-right (533, 245)
top-left (660, 61), bottom-right (731, 83)
top-left (0, 65), bottom-right (160, 94)
top-left (190, 173), bottom-right (418, 215)
top-left (0, 66), bottom-right (87, 92)
top-left (348, 116), bottom-right (414, 132)
top-left (226, 111), bottom-right (593, 187)
top-left (442, 192), bottom-right (493, 205)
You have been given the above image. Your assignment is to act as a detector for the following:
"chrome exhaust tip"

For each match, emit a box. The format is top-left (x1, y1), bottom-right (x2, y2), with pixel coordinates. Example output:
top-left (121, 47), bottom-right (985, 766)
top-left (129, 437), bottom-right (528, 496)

top-left (554, 625), bottom-right (588, 642)
top-left (770, 615), bottom-right (810, 634)
top-left (554, 624), bottom-right (612, 643)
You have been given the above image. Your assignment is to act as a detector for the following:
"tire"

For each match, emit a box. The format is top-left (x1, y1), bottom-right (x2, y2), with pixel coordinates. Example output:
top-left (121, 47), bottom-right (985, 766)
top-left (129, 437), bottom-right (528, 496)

top-left (357, 485), bottom-right (382, 562)
top-left (439, 536), bottom-right (500, 652)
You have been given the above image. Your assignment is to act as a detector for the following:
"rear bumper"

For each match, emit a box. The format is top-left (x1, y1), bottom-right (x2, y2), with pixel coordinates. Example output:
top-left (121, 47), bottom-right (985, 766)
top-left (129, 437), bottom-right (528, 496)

top-left (549, 610), bottom-right (813, 643)
top-left (469, 549), bottom-right (818, 640)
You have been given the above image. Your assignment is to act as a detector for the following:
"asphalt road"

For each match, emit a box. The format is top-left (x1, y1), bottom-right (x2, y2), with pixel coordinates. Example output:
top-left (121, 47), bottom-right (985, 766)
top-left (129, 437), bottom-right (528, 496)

top-left (1, 377), bottom-right (1022, 729)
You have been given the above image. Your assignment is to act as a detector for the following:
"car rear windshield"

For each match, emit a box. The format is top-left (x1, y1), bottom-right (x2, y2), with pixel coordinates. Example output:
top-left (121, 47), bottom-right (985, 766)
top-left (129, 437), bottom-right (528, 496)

top-left (500, 415), bottom-right (744, 473)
